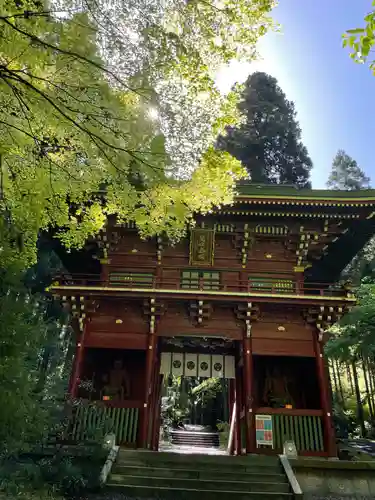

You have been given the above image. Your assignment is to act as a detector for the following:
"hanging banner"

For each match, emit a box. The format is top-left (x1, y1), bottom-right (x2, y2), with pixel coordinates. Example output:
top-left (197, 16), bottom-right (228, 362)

top-left (198, 354), bottom-right (212, 377)
top-left (171, 352), bottom-right (184, 376)
top-left (224, 355), bottom-right (235, 379)
top-left (184, 353), bottom-right (198, 377)
top-left (189, 228), bottom-right (215, 266)
top-left (160, 353), bottom-right (235, 379)
top-left (256, 414), bottom-right (274, 448)
top-left (211, 355), bottom-right (224, 378)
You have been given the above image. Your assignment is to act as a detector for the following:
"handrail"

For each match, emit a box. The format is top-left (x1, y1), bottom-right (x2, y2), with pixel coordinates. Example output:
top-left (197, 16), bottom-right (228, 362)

top-left (255, 408), bottom-right (323, 417)
top-left (77, 398), bottom-right (143, 409)
top-left (99, 443), bottom-right (119, 485)
top-left (227, 400), bottom-right (236, 455)
top-left (279, 454), bottom-right (303, 497)
top-left (54, 272), bottom-right (351, 298)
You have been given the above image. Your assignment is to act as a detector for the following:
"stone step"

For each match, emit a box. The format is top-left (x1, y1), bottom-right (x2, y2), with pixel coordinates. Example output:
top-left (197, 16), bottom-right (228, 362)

top-left (105, 484), bottom-right (293, 500)
top-left (111, 464), bottom-right (288, 483)
top-left (117, 449), bottom-right (280, 469)
top-left (171, 436), bottom-right (219, 441)
top-left (171, 431), bottom-right (219, 437)
top-left (116, 458), bottom-right (282, 475)
top-left (171, 438), bottom-right (219, 444)
top-left (171, 439), bottom-right (219, 448)
top-left (109, 474), bottom-right (291, 493)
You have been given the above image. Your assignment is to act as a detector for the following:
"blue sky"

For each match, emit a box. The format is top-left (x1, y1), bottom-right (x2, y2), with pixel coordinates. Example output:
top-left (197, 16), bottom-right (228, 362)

top-left (216, 0), bottom-right (375, 188)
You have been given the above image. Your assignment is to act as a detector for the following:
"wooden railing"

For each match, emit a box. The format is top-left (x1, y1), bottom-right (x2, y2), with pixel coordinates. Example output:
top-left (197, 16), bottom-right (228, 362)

top-left (54, 272), bottom-right (352, 299)
top-left (70, 404), bottom-right (139, 445)
top-left (256, 408), bottom-right (325, 453)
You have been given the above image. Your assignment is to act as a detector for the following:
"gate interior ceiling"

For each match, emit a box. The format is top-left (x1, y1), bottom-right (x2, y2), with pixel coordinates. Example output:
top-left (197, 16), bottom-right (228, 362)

top-left (160, 352), bottom-right (235, 379)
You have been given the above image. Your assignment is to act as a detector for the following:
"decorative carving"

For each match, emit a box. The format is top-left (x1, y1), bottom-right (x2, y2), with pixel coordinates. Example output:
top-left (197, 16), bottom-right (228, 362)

top-left (161, 336), bottom-right (235, 353)
top-left (255, 225), bottom-right (288, 235)
top-left (188, 300), bottom-right (213, 325)
top-left (156, 235), bottom-right (163, 264)
top-left (143, 298), bottom-right (166, 333)
top-left (303, 304), bottom-right (351, 342)
top-left (96, 225), bottom-right (120, 263)
top-left (235, 302), bottom-right (260, 322)
top-left (61, 295), bottom-right (95, 331)
top-left (235, 302), bottom-right (260, 339)
top-left (214, 223), bottom-right (235, 233)
top-left (232, 224), bottom-right (255, 268)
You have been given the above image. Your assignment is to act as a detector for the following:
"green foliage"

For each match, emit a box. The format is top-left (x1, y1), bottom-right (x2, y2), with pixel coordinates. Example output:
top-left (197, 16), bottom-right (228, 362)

top-left (327, 150), bottom-right (370, 191)
top-left (0, 0), bottom-right (275, 269)
top-left (343, 1), bottom-right (375, 75)
top-left (0, 257), bottom-right (99, 499)
top-left (217, 72), bottom-right (312, 187)
top-left (326, 283), bottom-right (375, 360)
top-left (333, 398), bottom-right (357, 439)
top-left (0, 291), bottom-right (54, 454)
top-left (217, 420), bottom-right (230, 448)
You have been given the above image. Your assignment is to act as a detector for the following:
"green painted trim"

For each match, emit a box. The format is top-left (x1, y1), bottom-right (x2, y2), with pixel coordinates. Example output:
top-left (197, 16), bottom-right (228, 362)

top-left (271, 414), bottom-right (324, 453)
top-left (217, 210), bottom-right (362, 220)
top-left (70, 406), bottom-right (139, 445)
top-left (50, 285), bottom-right (356, 302)
top-left (236, 194), bottom-right (375, 203)
top-left (235, 184), bottom-right (375, 201)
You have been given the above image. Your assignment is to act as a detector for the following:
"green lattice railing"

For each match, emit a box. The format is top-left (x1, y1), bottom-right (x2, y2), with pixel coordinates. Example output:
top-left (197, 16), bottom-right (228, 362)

top-left (271, 413), bottom-right (324, 452)
top-left (109, 272), bottom-right (154, 287)
top-left (71, 405), bottom-right (139, 445)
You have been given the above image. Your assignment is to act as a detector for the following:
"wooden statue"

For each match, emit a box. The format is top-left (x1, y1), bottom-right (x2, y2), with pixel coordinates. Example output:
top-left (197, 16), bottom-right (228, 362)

top-left (101, 359), bottom-right (130, 400)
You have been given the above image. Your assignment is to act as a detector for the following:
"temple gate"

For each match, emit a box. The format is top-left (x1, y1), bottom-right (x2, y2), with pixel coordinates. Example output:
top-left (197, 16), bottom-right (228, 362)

top-left (49, 183), bottom-right (375, 457)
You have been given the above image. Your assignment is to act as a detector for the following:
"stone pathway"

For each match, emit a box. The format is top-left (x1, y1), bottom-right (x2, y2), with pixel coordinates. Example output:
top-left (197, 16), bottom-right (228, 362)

top-left (159, 441), bottom-right (227, 455)
top-left (345, 439), bottom-right (375, 458)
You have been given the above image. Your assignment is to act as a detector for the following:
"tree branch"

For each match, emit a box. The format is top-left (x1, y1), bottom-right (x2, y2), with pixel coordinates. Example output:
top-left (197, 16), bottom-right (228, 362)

top-left (1, 17), bottom-right (145, 97)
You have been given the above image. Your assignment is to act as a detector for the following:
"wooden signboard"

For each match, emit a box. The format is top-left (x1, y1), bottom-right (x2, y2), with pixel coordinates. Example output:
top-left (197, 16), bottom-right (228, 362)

top-left (255, 414), bottom-right (274, 448)
top-left (189, 228), bottom-right (215, 266)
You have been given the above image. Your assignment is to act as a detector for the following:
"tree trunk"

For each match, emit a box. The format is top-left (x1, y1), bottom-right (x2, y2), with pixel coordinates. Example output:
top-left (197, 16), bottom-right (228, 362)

top-left (362, 358), bottom-right (374, 419)
top-left (35, 345), bottom-right (51, 393)
top-left (352, 358), bottom-right (366, 437)
top-left (336, 360), bottom-right (345, 409)
top-left (366, 359), bottom-right (375, 416)
top-left (347, 362), bottom-right (354, 395)
top-left (330, 359), bottom-right (339, 398)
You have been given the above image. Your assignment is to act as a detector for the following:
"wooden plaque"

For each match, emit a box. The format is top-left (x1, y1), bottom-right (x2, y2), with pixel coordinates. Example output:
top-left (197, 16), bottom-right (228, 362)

top-left (189, 228), bottom-right (215, 266)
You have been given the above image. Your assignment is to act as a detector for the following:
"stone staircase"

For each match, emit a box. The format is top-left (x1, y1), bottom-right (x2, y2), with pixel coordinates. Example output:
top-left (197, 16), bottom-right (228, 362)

top-left (170, 429), bottom-right (220, 448)
top-left (106, 449), bottom-right (294, 499)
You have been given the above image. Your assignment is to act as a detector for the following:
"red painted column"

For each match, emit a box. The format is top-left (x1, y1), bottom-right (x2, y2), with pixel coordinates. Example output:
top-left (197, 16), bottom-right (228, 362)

top-left (153, 375), bottom-right (164, 451)
top-left (314, 329), bottom-right (336, 457)
top-left (294, 270), bottom-right (304, 294)
top-left (228, 379), bottom-right (236, 455)
top-left (140, 332), bottom-right (157, 448)
top-left (149, 349), bottom-right (161, 450)
top-left (235, 362), bottom-right (243, 455)
top-left (151, 374), bottom-right (163, 451)
top-left (69, 323), bottom-right (87, 397)
top-left (243, 336), bottom-right (255, 454)
top-left (228, 379), bottom-right (235, 421)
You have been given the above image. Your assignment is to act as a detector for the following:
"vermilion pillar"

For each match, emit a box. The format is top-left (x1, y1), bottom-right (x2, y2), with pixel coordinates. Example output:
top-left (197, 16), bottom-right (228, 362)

top-left (140, 332), bottom-right (157, 448)
top-left (314, 329), bottom-right (336, 457)
top-left (149, 349), bottom-right (161, 450)
top-left (235, 361), bottom-right (243, 455)
top-left (69, 323), bottom-right (87, 397)
top-left (243, 336), bottom-right (255, 454)
top-left (228, 379), bottom-right (236, 455)
top-left (151, 374), bottom-right (163, 451)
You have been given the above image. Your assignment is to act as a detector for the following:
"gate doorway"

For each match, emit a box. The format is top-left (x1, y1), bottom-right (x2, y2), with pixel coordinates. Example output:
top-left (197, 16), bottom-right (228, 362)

top-left (157, 342), bottom-right (236, 454)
